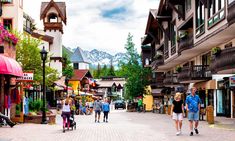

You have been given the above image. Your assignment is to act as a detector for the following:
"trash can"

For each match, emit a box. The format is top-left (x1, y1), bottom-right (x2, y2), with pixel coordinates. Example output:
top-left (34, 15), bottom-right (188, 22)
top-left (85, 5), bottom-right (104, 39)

top-left (206, 105), bottom-right (214, 124)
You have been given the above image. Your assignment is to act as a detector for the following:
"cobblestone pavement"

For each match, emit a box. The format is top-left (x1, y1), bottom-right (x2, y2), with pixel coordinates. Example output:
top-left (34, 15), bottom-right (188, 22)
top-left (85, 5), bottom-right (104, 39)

top-left (0, 110), bottom-right (235, 141)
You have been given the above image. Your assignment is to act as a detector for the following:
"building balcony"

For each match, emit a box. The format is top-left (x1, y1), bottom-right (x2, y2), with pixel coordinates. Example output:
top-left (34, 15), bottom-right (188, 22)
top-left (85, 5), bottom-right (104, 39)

top-left (178, 33), bottom-right (194, 55)
top-left (228, 0), bottom-right (235, 25)
top-left (44, 22), bottom-right (63, 33)
top-left (177, 65), bottom-right (212, 83)
top-left (150, 72), bottom-right (164, 88)
top-left (163, 73), bottom-right (179, 86)
top-left (210, 47), bottom-right (235, 74)
top-left (155, 57), bottom-right (164, 67)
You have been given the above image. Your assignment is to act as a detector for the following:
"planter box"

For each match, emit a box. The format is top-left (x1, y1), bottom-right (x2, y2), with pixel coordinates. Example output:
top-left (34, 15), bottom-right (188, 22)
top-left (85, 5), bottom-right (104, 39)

top-left (11, 113), bottom-right (24, 123)
top-left (24, 114), bottom-right (56, 124)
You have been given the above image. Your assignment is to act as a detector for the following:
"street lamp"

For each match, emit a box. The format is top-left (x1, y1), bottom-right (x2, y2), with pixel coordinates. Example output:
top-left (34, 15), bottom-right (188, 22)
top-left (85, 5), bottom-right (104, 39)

top-left (40, 46), bottom-right (48, 124)
top-left (65, 77), bottom-right (69, 95)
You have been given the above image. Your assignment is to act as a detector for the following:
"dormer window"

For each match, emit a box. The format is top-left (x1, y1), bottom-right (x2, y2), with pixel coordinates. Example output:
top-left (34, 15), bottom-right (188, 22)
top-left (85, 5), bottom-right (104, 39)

top-left (48, 13), bottom-right (58, 23)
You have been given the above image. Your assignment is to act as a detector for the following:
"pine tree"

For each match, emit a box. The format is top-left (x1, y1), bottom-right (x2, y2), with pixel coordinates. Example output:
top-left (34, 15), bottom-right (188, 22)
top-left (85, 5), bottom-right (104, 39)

top-left (107, 59), bottom-right (115, 76)
top-left (117, 33), bottom-right (151, 99)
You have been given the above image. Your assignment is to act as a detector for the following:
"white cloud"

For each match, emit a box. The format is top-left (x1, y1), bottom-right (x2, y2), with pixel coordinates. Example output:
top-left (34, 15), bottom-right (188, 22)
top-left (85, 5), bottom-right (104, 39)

top-left (24, 0), bottom-right (159, 55)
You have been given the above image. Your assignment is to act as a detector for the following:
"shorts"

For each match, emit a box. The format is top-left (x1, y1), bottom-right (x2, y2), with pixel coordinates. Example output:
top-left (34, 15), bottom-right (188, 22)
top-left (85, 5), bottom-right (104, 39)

top-left (172, 112), bottom-right (183, 121)
top-left (95, 110), bottom-right (101, 115)
top-left (188, 111), bottom-right (199, 121)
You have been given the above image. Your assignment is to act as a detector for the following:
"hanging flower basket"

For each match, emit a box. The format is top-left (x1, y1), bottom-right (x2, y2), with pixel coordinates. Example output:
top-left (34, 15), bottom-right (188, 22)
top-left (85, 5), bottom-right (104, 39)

top-left (211, 47), bottom-right (221, 56)
top-left (154, 51), bottom-right (163, 59)
top-left (175, 66), bottom-right (182, 73)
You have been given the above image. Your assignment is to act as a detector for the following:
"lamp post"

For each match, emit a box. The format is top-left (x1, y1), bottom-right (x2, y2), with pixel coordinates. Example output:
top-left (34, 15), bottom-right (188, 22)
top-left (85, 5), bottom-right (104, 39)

top-left (40, 46), bottom-right (48, 124)
top-left (65, 77), bottom-right (69, 95)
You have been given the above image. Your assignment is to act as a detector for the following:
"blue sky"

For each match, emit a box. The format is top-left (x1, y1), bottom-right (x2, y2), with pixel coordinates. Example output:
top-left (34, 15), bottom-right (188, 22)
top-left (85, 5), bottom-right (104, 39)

top-left (23, 0), bottom-right (159, 55)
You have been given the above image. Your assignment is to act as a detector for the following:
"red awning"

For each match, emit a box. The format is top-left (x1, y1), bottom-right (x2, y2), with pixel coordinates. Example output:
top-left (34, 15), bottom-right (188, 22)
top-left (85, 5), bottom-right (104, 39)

top-left (0, 55), bottom-right (23, 77)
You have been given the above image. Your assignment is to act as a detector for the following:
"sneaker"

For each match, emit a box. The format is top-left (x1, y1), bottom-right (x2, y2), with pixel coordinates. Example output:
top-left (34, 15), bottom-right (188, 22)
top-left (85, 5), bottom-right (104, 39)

top-left (194, 128), bottom-right (199, 134)
top-left (103, 119), bottom-right (105, 122)
top-left (98, 120), bottom-right (100, 123)
top-left (10, 122), bottom-right (16, 128)
top-left (176, 131), bottom-right (180, 136)
top-left (190, 132), bottom-right (193, 136)
top-left (179, 130), bottom-right (182, 134)
top-left (95, 120), bottom-right (97, 123)
top-left (106, 120), bottom-right (108, 123)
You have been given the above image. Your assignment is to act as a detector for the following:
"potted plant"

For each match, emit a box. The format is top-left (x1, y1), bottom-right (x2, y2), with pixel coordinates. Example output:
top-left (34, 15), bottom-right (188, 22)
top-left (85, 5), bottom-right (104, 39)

top-left (211, 47), bottom-right (221, 56)
top-left (154, 51), bottom-right (163, 59)
top-left (175, 65), bottom-right (182, 73)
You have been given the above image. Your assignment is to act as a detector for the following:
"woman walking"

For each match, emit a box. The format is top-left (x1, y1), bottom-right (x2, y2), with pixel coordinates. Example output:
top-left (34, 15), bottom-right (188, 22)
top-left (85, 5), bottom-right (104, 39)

top-left (171, 92), bottom-right (184, 135)
top-left (102, 99), bottom-right (110, 122)
top-left (61, 95), bottom-right (72, 132)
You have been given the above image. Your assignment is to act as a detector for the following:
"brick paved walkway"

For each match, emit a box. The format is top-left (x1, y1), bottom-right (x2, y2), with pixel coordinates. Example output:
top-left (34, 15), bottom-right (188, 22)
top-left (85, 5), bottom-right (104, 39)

top-left (0, 110), bottom-right (234, 141)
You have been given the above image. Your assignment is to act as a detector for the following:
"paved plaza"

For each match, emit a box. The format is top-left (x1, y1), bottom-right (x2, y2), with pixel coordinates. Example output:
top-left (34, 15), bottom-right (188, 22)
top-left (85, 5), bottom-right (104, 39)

top-left (0, 110), bottom-right (235, 141)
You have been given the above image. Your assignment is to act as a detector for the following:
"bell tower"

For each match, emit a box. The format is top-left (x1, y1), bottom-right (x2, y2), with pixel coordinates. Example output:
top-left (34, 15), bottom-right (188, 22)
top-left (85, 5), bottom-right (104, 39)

top-left (40, 0), bottom-right (67, 76)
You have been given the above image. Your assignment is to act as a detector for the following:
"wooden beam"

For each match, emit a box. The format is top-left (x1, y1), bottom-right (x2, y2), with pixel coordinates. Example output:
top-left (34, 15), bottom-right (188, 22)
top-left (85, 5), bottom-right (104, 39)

top-left (156, 16), bottom-right (172, 19)
top-left (167, 0), bottom-right (185, 20)
top-left (155, 20), bottom-right (170, 40)
top-left (148, 32), bottom-right (160, 44)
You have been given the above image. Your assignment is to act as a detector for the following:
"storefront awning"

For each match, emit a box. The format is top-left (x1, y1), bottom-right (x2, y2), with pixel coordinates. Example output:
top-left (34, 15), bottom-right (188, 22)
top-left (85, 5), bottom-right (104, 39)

top-left (193, 80), bottom-right (216, 90)
top-left (0, 55), bottom-right (23, 77)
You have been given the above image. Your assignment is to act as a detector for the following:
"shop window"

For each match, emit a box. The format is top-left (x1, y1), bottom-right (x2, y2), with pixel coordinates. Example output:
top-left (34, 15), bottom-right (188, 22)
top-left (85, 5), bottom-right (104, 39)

top-left (3, 19), bottom-right (12, 30)
top-left (208, 0), bottom-right (225, 28)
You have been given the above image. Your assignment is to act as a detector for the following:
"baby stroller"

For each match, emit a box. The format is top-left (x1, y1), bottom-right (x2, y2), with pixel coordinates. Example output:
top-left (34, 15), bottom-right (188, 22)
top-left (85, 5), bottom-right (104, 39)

top-left (63, 111), bottom-right (76, 132)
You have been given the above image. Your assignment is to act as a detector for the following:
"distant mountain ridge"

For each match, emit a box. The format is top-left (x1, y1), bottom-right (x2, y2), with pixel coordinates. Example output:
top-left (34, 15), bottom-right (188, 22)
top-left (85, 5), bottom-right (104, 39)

top-left (63, 46), bottom-right (127, 67)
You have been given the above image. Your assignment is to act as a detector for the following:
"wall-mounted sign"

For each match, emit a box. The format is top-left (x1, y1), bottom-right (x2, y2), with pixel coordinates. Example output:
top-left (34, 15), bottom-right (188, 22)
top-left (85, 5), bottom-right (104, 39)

top-left (16, 72), bottom-right (34, 81)
top-left (229, 76), bottom-right (235, 87)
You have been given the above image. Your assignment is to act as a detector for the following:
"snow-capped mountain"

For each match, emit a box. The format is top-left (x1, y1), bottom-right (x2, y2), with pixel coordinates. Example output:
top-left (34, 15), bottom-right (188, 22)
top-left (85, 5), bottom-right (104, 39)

top-left (83, 49), bottom-right (127, 67)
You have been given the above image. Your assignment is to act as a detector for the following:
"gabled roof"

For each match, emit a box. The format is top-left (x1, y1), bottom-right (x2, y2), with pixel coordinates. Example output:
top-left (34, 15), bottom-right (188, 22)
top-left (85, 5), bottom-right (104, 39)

top-left (145, 9), bottom-right (158, 34)
top-left (40, 0), bottom-right (67, 24)
top-left (70, 47), bottom-right (90, 64)
top-left (70, 69), bottom-right (92, 81)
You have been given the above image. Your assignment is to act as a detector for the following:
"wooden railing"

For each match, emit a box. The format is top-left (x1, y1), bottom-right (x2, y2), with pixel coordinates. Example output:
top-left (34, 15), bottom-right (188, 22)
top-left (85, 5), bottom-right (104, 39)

top-left (210, 47), bottom-right (235, 73)
top-left (151, 72), bottom-right (164, 88)
top-left (178, 65), bottom-right (211, 82)
top-left (178, 33), bottom-right (194, 54)
top-left (163, 73), bottom-right (179, 85)
top-left (155, 57), bottom-right (164, 67)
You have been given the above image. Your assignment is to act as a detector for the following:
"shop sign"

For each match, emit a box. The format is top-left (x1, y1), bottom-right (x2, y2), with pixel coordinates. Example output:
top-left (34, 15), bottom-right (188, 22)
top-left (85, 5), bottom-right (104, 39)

top-left (16, 72), bottom-right (34, 81)
top-left (229, 76), bottom-right (235, 87)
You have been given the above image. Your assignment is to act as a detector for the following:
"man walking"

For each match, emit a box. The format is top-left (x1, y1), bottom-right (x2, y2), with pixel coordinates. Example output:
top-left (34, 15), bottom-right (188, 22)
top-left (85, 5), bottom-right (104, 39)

top-left (186, 87), bottom-right (201, 136)
top-left (94, 97), bottom-right (102, 123)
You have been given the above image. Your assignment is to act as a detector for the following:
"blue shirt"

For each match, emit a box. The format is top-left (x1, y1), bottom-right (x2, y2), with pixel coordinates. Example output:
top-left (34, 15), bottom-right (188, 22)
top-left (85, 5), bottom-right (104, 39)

top-left (186, 94), bottom-right (201, 113)
top-left (102, 102), bottom-right (110, 112)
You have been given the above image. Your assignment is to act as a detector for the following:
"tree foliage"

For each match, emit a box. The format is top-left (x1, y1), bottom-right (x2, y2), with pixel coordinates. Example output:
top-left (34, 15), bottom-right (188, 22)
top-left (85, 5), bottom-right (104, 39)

top-left (62, 51), bottom-right (74, 78)
top-left (116, 33), bottom-right (151, 99)
top-left (107, 59), bottom-right (116, 76)
top-left (15, 32), bottom-right (59, 86)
